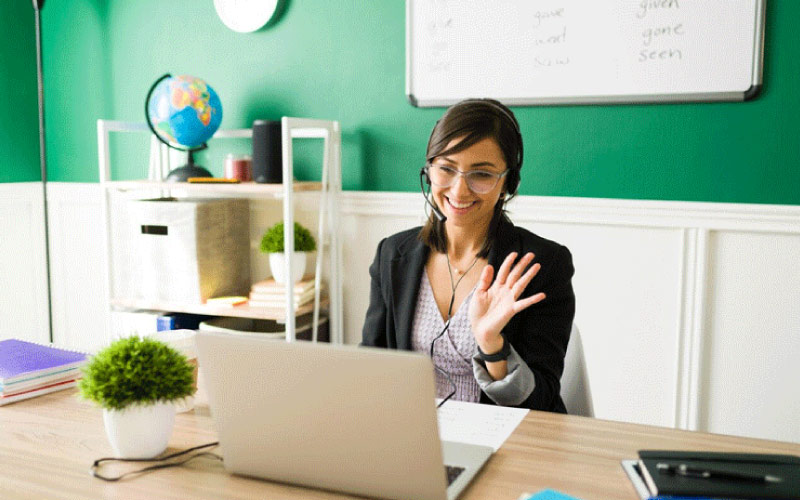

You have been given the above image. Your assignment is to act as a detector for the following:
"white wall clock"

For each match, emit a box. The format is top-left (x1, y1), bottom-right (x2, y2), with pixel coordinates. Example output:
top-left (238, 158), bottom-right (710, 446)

top-left (213, 0), bottom-right (279, 33)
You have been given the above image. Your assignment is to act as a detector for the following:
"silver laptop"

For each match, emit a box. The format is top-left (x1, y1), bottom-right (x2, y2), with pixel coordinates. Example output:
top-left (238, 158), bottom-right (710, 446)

top-left (196, 331), bottom-right (493, 500)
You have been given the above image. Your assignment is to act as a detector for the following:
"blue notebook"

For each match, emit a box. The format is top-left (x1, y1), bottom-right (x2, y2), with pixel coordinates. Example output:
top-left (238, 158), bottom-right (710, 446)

top-left (0, 339), bottom-right (87, 387)
top-left (521, 490), bottom-right (582, 500)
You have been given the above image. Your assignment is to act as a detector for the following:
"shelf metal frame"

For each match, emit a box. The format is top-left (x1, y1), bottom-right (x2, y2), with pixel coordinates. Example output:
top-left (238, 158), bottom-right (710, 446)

top-left (97, 118), bottom-right (342, 344)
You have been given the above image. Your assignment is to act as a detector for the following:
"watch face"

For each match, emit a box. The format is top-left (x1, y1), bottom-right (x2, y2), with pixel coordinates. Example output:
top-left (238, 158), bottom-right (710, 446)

top-left (213, 0), bottom-right (279, 33)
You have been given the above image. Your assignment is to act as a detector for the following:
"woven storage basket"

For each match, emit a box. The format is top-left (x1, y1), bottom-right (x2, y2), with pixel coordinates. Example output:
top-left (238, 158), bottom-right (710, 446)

top-left (132, 197), bottom-right (250, 303)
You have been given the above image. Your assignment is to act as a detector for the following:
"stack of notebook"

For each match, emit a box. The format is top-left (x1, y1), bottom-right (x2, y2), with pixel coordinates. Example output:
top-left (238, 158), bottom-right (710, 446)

top-left (0, 339), bottom-right (87, 406)
top-left (622, 450), bottom-right (800, 500)
top-left (248, 276), bottom-right (324, 309)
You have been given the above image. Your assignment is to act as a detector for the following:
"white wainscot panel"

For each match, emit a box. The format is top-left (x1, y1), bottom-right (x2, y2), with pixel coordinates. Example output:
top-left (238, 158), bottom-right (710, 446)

top-left (340, 203), bottom-right (422, 346)
top-left (47, 183), bottom-right (107, 352)
top-left (702, 231), bottom-right (800, 443)
top-left (517, 221), bottom-right (685, 428)
top-left (0, 183), bottom-right (50, 343)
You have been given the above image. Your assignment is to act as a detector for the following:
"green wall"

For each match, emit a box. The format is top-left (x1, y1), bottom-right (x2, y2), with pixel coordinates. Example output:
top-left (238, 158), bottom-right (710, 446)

top-left (34, 1), bottom-right (800, 204)
top-left (0, 1), bottom-right (40, 183)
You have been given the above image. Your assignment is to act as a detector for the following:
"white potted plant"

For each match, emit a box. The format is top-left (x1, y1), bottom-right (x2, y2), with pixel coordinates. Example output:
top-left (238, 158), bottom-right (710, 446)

top-left (259, 221), bottom-right (316, 284)
top-left (78, 336), bottom-right (196, 458)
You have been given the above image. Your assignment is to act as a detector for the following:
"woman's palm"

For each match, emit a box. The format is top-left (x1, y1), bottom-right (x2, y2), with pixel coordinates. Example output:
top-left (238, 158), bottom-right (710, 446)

top-left (469, 252), bottom-right (545, 345)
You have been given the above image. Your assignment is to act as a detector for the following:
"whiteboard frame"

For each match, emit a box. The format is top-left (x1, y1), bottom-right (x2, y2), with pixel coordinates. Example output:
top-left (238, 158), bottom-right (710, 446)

top-left (405, 0), bottom-right (767, 107)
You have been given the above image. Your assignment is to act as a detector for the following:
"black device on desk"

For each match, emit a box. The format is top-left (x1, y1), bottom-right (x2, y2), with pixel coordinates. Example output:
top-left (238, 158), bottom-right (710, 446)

top-left (637, 450), bottom-right (800, 499)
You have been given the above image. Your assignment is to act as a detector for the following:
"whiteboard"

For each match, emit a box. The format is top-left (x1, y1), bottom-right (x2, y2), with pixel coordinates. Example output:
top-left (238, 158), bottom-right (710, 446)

top-left (406, 0), bottom-right (766, 107)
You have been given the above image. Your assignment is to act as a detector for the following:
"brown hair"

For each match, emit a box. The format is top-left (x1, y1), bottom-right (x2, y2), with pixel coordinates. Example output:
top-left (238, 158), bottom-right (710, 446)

top-left (419, 99), bottom-right (523, 257)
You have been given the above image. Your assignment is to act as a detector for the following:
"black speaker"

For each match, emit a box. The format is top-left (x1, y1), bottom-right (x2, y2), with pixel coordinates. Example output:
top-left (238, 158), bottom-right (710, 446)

top-left (252, 120), bottom-right (282, 183)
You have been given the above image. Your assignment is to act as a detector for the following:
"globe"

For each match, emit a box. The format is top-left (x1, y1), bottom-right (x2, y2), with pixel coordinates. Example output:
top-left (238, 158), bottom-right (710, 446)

top-left (145, 74), bottom-right (223, 181)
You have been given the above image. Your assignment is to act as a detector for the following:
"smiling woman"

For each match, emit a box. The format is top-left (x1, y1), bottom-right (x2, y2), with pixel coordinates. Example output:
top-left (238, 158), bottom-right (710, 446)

top-left (425, 137), bottom-right (508, 233)
top-left (361, 99), bottom-right (576, 413)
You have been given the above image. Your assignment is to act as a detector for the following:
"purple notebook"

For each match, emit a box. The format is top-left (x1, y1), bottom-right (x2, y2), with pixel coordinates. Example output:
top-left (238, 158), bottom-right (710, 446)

top-left (0, 339), bottom-right (87, 385)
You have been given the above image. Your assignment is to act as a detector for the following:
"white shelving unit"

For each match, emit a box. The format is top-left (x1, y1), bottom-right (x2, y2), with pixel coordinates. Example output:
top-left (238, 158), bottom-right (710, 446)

top-left (97, 118), bottom-right (342, 344)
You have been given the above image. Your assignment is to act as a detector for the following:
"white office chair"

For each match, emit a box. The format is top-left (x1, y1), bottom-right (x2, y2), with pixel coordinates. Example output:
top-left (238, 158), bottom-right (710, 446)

top-left (561, 323), bottom-right (594, 417)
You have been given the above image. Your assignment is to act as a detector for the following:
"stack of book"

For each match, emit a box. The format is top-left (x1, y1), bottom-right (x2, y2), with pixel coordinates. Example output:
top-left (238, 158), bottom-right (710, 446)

top-left (0, 339), bottom-right (88, 406)
top-left (248, 277), bottom-right (324, 310)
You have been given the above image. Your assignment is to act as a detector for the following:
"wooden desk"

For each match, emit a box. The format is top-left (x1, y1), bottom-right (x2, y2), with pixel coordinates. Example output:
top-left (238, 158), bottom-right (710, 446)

top-left (1, 389), bottom-right (798, 500)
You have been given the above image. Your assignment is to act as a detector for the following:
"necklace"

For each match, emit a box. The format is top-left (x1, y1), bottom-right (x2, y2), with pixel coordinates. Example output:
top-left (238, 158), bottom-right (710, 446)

top-left (446, 252), bottom-right (479, 276)
top-left (445, 252), bottom-right (480, 290)
top-left (441, 252), bottom-right (480, 321)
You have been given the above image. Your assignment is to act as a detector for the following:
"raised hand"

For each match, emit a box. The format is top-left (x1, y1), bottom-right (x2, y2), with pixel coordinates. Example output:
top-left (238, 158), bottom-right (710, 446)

top-left (468, 252), bottom-right (546, 353)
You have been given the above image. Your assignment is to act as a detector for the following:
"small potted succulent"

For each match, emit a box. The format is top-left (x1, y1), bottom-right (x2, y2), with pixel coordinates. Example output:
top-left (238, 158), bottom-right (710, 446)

top-left (78, 336), bottom-right (195, 458)
top-left (260, 221), bottom-right (316, 284)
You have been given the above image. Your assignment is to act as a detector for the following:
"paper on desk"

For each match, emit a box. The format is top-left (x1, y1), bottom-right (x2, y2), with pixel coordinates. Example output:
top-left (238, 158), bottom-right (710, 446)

top-left (436, 399), bottom-right (528, 451)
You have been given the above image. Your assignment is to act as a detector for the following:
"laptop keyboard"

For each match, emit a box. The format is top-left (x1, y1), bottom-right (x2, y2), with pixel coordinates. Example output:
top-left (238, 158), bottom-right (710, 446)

top-left (445, 465), bottom-right (465, 485)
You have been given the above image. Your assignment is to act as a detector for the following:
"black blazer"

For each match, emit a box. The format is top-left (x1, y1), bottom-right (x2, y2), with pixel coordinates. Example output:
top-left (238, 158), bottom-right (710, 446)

top-left (361, 217), bottom-right (576, 413)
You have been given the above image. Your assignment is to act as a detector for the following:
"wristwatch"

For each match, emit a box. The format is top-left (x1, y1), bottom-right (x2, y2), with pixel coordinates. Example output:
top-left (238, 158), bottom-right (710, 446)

top-left (477, 333), bottom-right (510, 362)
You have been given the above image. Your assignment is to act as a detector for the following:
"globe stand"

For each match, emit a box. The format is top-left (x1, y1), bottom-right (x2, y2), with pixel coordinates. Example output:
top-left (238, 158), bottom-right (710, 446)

top-left (165, 150), bottom-right (212, 182)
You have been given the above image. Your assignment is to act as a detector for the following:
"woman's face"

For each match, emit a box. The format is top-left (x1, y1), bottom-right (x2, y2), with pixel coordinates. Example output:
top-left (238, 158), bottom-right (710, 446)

top-left (429, 136), bottom-right (507, 231)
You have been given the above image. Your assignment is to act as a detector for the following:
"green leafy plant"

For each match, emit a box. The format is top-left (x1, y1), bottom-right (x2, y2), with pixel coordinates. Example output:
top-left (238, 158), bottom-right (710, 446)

top-left (78, 336), bottom-right (195, 411)
top-left (259, 221), bottom-right (317, 253)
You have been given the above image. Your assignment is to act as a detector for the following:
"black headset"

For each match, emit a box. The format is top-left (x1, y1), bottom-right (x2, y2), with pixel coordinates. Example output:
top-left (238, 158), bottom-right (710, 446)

top-left (420, 99), bottom-right (523, 221)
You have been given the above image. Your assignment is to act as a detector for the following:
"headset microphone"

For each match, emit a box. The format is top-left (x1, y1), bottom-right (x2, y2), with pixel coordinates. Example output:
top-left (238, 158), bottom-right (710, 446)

top-left (419, 168), bottom-right (447, 222)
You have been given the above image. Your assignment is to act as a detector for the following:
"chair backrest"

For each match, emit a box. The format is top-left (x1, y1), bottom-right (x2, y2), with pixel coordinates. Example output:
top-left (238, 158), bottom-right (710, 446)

top-left (561, 323), bottom-right (594, 417)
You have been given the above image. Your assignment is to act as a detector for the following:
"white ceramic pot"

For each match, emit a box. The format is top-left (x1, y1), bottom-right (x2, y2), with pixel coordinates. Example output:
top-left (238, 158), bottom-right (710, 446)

top-left (268, 251), bottom-right (306, 284)
top-left (102, 402), bottom-right (176, 458)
